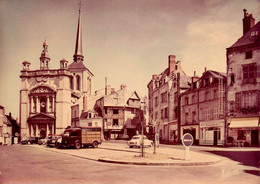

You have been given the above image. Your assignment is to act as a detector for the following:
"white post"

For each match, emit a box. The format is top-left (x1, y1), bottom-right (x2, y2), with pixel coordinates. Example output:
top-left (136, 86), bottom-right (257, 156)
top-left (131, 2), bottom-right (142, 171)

top-left (185, 147), bottom-right (190, 161)
top-left (52, 96), bottom-right (55, 112)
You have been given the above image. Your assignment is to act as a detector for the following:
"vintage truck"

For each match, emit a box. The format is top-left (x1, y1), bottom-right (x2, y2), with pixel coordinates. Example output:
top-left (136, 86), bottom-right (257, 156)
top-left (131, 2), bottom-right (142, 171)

top-left (56, 127), bottom-right (102, 149)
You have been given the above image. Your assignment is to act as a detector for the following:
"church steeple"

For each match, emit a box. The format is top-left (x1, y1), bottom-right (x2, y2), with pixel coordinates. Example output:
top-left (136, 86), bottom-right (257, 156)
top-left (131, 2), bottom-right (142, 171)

top-left (73, 1), bottom-right (84, 63)
top-left (40, 40), bottom-right (50, 70)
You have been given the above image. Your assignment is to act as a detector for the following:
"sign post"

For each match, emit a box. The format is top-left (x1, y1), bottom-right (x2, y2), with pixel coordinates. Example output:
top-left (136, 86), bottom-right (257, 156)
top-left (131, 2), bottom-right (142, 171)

top-left (182, 133), bottom-right (193, 161)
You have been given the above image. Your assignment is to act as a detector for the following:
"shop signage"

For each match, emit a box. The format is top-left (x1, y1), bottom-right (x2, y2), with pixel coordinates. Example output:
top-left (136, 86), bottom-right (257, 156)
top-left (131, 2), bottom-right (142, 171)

top-left (200, 121), bottom-right (223, 128)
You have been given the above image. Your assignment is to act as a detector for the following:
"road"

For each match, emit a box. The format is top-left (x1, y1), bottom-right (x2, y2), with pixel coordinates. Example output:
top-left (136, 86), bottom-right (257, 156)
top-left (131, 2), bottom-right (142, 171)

top-left (0, 142), bottom-right (259, 184)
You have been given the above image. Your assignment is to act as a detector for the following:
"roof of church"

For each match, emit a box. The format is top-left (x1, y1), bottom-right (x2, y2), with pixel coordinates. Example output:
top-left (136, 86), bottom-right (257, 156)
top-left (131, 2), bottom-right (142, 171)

top-left (228, 21), bottom-right (260, 49)
top-left (68, 62), bottom-right (87, 70)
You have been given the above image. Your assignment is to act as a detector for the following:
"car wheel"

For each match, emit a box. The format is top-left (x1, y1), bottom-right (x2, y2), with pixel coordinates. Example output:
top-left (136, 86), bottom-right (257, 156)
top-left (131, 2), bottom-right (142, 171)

top-left (75, 141), bottom-right (81, 149)
top-left (92, 141), bottom-right (98, 148)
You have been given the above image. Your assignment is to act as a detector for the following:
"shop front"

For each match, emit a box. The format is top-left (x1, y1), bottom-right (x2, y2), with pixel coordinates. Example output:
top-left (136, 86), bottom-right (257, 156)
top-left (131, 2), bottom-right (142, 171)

top-left (181, 124), bottom-right (199, 145)
top-left (168, 121), bottom-right (178, 143)
top-left (199, 120), bottom-right (224, 146)
top-left (228, 117), bottom-right (259, 147)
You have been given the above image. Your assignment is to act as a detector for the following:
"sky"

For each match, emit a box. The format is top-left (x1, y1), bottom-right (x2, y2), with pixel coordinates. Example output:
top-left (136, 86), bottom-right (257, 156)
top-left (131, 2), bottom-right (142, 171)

top-left (0, 0), bottom-right (260, 119)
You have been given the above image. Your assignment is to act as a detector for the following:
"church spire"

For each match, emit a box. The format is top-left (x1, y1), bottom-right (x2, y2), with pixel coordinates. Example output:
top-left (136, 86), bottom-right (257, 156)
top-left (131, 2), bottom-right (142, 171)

top-left (73, 1), bottom-right (84, 63)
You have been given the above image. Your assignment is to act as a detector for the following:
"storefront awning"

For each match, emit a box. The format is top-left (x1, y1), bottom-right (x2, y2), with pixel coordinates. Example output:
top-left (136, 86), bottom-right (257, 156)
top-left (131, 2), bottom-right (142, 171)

top-left (229, 117), bottom-right (259, 128)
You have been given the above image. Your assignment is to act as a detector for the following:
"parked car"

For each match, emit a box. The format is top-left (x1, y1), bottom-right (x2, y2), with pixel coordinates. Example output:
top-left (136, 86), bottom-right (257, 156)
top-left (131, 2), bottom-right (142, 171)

top-left (21, 137), bottom-right (39, 145)
top-left (127, 135), bottom-right (153, 148)
top-left (38, 137), bottom-right (49, 145)
top-left (47, 135), bottom-right (61, 147)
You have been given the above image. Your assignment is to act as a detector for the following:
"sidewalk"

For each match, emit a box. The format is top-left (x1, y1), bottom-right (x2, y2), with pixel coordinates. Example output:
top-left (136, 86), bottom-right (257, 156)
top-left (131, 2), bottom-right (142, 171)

top-left (27, 142), bottom-right (223, 166)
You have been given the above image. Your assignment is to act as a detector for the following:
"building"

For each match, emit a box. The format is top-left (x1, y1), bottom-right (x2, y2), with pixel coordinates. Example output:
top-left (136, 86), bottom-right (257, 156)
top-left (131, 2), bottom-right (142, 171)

top-left (19, 5), bottom-right (93, 140)
top-left (147, 55), bottom-right (190, 142)
top-left (226, 9), bottom-right (260, 147)
top-left (0, 105), bottom-right (12, 145)
top-left (181, 70), bottom-right (226, 145)
top-left (94, 85), bottom-right (143, 140)
top-left (6, 113), bottom-right (20, 144)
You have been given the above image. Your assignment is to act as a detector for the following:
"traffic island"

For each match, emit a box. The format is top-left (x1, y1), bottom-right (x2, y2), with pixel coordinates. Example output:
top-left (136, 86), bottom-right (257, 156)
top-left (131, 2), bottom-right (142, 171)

top-left (98, 152), bottom-right (222, 166)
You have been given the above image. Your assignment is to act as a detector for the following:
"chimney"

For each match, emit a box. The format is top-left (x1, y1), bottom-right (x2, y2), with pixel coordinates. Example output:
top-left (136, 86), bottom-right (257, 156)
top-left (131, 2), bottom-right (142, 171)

top-left (120, 84), bottom-right (127, 89)
top-left (9, 112), bottom-right (11, 117)
top-left (168, 55), bottom-right (176, 75)
top-left (243, 9), bottom-right (255, 35)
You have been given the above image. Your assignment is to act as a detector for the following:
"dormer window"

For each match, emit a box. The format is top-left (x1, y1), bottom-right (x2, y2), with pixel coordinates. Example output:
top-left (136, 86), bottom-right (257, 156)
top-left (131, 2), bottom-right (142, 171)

top-left (245, 51), bottom-right (252, 59)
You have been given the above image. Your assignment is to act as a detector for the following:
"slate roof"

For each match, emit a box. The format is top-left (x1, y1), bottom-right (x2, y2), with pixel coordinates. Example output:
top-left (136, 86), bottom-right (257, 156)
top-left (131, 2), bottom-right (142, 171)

top-left (228, 21), bottom-right (260, 49)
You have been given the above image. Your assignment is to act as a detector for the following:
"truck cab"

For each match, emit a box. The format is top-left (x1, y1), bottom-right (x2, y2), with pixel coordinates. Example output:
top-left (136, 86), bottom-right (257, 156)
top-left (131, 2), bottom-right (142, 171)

top-left (56, 127), bottom-right (102, 149)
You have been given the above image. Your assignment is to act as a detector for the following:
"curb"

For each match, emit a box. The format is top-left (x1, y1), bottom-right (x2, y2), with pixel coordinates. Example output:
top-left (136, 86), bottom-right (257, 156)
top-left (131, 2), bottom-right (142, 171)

top-left (98, 158), bottom-right (222, 166)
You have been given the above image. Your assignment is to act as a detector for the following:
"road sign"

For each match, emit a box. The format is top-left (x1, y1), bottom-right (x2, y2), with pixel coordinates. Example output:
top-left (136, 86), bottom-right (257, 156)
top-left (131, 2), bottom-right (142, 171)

top-left (182, 133), bottom-right (193, 147)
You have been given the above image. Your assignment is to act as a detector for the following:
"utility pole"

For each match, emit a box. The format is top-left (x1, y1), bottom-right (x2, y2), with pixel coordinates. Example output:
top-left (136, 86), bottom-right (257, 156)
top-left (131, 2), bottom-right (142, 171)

top-left (177, 72), bottom-right (181, 143)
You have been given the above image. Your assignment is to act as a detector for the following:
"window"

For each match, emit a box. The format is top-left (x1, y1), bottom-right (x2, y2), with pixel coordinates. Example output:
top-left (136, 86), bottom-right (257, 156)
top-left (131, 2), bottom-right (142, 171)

top-left (243, 63), bottom-right (256, 83)
top-left (88, 122), bottom-right (92, 127)
top-left (76, 75), bottom-right (80, 90)
top-left (205, 109), bottom-right (210, 120)
top-left (192, 95), bottom-right (196, 103)
top-left (40, 97), bottom-right (47, 113)
top-left (113, 109), bottom-right (118, 114)
top-left (230, 74), bottom-right (235, 85)
top-left (213, 108), bottom-right (218, 119)
top-left (161, 109), bottom-right (164, 119)
top-left (104, 107), bottom-right (107, 114)
top-left (95, 122), bottom-right (98, 126)
top-left (185, 113), bottom-right (189, 123)
top-left (164, 108), bottom-right (168, 118)
top-left (245, 51), bottom-right (252, 59)
top-left (155, 97), bottom-right (158, 106)
top-left (214, 90), bottom-right (218, 99)
top-left (70, 77), bottom-right (74, 90)
top-left (237, 130), bottom-right (246, 140)
top-left (113, 119), bottom-right (118, 126)
top-left (184, 97), bottom-right (189, 105)
top-left (161, 92), bottom-right (167, 103)
top-left (205, 92), bottom-right (210, 101)
top-left (192, 111), bottom-right (196, 122)
top-left (89, 113), bottom-right (92, 118)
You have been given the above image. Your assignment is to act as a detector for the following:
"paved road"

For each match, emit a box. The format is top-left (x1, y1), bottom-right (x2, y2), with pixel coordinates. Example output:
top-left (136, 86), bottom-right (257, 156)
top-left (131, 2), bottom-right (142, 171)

top-left (0, 143), bottom-right (259, 184)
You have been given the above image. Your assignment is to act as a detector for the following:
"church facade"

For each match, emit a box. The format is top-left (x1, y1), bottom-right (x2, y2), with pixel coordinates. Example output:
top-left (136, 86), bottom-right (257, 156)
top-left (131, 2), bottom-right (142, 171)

top-left (19, 6), bottom-right (93, 140)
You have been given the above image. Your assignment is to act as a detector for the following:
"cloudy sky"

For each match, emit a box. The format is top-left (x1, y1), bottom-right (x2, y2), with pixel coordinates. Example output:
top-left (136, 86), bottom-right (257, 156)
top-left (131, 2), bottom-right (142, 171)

top-left (0, 0), bottom-right (260, 118)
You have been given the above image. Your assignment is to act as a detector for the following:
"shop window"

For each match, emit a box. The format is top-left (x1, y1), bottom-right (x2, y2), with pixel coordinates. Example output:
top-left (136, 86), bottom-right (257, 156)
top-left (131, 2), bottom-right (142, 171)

top-left (237, 130), bottom-right (246, 140)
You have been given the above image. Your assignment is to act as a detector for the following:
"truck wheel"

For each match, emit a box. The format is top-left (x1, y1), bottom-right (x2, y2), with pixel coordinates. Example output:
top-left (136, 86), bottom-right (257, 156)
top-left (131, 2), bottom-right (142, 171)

top-left (75, 141), bottom-right (81, 149)
top-left (92, 141), bottom-right (98, 148)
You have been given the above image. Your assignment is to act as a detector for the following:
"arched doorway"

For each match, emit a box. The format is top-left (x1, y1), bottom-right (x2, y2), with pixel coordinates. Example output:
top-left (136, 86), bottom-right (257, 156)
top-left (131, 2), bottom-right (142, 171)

top-left (40, 129), bottom-right (46, 138)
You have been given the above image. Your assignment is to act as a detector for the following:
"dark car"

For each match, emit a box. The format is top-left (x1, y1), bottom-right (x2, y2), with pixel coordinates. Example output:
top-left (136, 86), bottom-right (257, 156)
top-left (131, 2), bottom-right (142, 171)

top-left (47, 135), bottom-right (61, 147)
top-left (21, 137), bottom-right (39, 145)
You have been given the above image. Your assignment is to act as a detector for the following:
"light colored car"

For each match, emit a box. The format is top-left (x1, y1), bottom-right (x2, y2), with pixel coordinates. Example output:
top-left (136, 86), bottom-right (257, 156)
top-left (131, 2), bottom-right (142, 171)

top-left (38, 137), bottom-right (49, 145)
top-left (127, 135), bottom-right (153, 148)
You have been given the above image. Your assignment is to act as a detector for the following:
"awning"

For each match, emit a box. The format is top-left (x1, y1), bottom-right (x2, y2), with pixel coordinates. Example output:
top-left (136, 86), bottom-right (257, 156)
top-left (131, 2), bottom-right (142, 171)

top-left (229, 117), bottom-right (259, 128)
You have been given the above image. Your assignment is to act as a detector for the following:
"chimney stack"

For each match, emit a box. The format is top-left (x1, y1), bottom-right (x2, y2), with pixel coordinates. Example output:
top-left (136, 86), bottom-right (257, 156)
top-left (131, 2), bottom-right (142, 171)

top-left (168, 55), bottom-right (176, 75)
top-left (243, 9), bottom-right (255, 35)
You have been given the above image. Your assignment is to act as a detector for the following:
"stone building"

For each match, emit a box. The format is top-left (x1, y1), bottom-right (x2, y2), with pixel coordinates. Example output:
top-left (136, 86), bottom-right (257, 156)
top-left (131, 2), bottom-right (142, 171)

top-left (94, 85), bottom-right (143, 140)
top-left (226, 9), bottom-right (260, 147)
top-left (181, 70), bottom-right (226, 145)
top-left (147, 55), bottom-right (190, 142)
top-left (19, 6), bottom-right (93, 140)
top-left (0, 105), bottom-right (12, 145)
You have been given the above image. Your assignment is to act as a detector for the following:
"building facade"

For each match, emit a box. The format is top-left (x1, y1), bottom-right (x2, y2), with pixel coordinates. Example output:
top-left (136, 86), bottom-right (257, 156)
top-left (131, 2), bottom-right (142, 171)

top-left (147, 55), bottom-right (190, 142)
top-left (226, 9), bottom-right (260, 147)
top-left (181, 70), bottom-right (226, 145)
top-left (94, 85), bottom-right (143, 140)
top-left (19, 6), bottom-right (93, 140)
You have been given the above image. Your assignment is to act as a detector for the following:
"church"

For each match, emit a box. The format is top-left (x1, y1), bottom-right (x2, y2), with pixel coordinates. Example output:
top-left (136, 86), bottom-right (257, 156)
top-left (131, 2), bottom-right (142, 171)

top-left (19, 4), bottom-right (93, 140)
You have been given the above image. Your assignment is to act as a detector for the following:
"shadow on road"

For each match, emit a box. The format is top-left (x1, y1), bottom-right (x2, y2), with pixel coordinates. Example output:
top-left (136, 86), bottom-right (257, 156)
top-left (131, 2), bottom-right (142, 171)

top-left (206, 150), bottom-right (260, 176)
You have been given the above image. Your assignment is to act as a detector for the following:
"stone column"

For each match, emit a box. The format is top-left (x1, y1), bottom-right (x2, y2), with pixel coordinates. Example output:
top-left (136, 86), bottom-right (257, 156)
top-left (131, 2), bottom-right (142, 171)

top-left (30, 96), bottom-right (33, 113)
top-left (52, 96), bottom-right (55, 112)
top-left (31, 124), bottom-right (34, 137)
top-left (46, 96), bottom-right (49, 113)
top-left (36, 124), bottom-right (39, 137)
top-left (46, 124), bottom-right (49, 136)
top-left (37, 97), bottom-right (40, 113)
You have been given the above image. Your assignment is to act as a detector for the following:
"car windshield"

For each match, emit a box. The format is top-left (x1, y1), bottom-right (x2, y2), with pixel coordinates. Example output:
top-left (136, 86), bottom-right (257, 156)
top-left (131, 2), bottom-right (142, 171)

top-left (132, 137), bottom-right (140, 140)
top-left (63, 132), bottom-right (69, 137)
